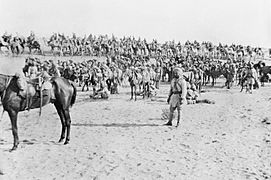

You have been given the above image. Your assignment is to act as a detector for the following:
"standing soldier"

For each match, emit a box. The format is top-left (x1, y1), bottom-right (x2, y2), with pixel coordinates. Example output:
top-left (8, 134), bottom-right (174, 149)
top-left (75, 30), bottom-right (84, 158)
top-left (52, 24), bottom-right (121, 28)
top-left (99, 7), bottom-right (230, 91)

top-left (49, 61), bottom-right (61, 77)
top-left (165, 67), bottom-right (187, 127)
top-left (28, 60), bottom-right (38, 78)
top-left (244, 63), bottom-right (256, 94)
top-left (155, 62), bottom-right (162, 89)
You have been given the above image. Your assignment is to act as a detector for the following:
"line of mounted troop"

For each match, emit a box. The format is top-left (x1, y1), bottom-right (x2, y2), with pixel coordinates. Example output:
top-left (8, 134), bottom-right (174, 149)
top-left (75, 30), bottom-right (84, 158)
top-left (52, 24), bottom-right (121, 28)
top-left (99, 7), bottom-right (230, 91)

top-left (0, 31), bottom-right (265, 60)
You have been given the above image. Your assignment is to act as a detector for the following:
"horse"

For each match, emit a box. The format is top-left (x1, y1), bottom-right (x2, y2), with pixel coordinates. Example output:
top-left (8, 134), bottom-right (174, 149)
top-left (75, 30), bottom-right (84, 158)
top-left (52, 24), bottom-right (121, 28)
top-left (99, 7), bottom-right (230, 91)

top-left (208, 66), bottom-right (224, 86)
top-left (26, 39), bottom-right (43, 55)
top-left (123, 68), bottom-right (143, 101)
top-left (47, 40), bottom-right (63, 56)
top-left (10, 40), bottom-right (24, 55)
top-left (0, 74), bottom-right (77, 151)
top-left (222, 65), bottom-right (235, 89)
top-left (223, 69), bottom-right (235, 89)
top-left (0, 35), bottom-right (11, 52)
top-left (254, 61), bottom-right (271, 86)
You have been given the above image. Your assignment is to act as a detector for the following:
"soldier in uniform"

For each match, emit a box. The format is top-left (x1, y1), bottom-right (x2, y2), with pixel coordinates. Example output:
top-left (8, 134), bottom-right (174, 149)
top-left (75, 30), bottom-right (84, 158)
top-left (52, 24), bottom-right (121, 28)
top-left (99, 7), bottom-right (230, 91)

top-left (27, 60), bottom-right (38, 78)
top-left (154, 62), bottom-right (162, 89)
top-left (165, 67), bottom-right (187, 127)
top-left (48, 61), bottom-right (61, 77)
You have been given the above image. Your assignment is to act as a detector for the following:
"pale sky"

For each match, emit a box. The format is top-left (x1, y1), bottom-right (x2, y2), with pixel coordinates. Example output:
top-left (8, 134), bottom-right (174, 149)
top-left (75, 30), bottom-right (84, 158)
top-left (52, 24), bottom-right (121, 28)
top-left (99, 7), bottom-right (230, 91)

top-left (0, 0), bottom-right (270, 47)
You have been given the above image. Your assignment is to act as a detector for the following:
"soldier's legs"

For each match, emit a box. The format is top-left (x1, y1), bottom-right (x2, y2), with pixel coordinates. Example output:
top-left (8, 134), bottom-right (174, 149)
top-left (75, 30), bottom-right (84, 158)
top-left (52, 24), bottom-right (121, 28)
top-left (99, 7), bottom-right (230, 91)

top-left (165, 105), bottom-right (177, 126)
top-left (176, 106), bottom-right (182, 127)
top-left (155, 80), bottom-right (160, 89)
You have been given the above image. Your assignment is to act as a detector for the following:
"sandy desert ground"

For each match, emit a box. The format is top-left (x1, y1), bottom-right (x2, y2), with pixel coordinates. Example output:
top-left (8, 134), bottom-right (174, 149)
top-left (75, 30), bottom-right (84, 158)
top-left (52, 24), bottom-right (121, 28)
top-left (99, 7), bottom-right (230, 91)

top-left (0, 54), bottom-right (271, 180)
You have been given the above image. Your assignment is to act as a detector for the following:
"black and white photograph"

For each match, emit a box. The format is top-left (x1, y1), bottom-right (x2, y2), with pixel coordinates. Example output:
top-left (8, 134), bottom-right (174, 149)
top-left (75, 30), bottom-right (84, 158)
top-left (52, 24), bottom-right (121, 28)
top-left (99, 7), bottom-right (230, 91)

top-left (0, 0), bottom-right (270, 179)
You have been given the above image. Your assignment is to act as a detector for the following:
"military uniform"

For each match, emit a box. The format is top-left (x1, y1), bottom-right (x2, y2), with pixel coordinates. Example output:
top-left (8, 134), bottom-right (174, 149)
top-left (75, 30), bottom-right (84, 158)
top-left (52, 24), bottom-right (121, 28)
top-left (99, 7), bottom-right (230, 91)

top-left (165, 67), bottom-right (187, 126)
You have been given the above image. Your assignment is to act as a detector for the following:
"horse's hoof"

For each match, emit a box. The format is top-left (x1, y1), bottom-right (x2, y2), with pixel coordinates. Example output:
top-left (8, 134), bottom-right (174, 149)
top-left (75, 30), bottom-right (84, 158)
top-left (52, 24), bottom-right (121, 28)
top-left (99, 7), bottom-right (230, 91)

top-left (0, 169), bottom-right (4, 175)
top-left (9, 146), bottom-right (17, 152)
top-left (164, 122), bottom-right (172, 126)
top-left (58, 138), bottom-right (64, 143)
top-left (64, 141), bottom-right (69, 145)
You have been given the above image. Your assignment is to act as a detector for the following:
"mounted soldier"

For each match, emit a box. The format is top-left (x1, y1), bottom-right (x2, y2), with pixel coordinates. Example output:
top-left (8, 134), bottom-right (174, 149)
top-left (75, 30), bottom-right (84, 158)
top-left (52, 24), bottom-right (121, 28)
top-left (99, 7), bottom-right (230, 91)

top-left (16, 63), bottom-right (55, 110)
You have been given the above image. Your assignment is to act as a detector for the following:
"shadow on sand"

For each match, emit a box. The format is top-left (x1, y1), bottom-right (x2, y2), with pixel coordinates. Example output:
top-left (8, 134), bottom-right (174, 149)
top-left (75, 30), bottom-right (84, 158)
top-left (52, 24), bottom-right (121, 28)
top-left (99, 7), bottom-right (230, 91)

top-left (72, 123), bottom-right (161, 128)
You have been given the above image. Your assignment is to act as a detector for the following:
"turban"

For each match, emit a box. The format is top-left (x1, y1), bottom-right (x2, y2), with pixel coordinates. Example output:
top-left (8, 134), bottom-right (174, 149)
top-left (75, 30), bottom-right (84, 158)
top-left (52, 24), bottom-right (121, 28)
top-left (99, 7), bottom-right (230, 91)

top-left (173, 67), bottom-right (183, 78)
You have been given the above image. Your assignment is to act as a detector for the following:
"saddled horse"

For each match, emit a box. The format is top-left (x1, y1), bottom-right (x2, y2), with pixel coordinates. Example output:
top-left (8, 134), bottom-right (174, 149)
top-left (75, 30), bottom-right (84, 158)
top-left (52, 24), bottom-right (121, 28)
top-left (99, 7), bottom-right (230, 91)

top-left (208, 66), bottom-right (224, 86)
top-left (47, 40), bottom-right (63, 56)
top-left (10, 37), bottom-right (26, 55)
top-left (254, 61), bottom-right (271, 86)
top-left (222, 64), bottom-right (236, 89)
top-left (123, 68), bottom-right (143, 101)
top-left (0, 74), bottom-right (77, 151)
top-left (222, 69), bottom-right (235, 89)
top-left (0, 35), bottom-right (12, 52)
top-left (26, 38), bottom-right (43, 55)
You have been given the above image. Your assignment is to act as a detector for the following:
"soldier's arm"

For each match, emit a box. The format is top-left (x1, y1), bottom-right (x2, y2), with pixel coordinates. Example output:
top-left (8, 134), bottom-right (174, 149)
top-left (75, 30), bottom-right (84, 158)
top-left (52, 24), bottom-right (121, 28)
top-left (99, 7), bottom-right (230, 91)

top-left (167, 82), bottom-right (173, 103)
top-left (181, 80), bottom-right (187, 100)
top-left (168, 86), bottom-right (173, 97)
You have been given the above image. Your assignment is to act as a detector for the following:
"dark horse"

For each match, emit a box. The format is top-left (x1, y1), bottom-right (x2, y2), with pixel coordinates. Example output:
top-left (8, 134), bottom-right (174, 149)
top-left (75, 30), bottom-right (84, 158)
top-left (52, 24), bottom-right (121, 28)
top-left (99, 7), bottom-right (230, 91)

top-left (254, 61), bottom-right (271, 86)
top-left (0, 74), bottom-right (77, 151)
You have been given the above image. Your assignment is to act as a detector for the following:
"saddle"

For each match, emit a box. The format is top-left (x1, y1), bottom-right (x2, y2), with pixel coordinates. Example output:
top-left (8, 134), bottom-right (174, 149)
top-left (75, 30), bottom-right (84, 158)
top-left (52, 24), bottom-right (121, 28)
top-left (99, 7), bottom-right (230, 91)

top-left (17, 76), bottom-right (55, 110)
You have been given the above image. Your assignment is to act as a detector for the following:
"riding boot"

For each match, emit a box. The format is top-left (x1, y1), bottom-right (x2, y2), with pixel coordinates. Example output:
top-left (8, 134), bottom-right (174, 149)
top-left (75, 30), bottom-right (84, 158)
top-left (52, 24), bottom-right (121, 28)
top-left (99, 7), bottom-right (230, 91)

top-left (165, 111), bottom-right (173, 126)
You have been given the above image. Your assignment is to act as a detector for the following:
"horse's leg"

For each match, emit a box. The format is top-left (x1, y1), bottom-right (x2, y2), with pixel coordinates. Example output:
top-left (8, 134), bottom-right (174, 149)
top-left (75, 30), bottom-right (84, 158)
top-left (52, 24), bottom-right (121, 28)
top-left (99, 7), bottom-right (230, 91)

top-left (82, 82), bottom-right (85, 91)
top-left (142, 82), bottom-right (146, 99)
top-left (134, 85), bottom-right (137, 101)
top-left (198, 82), bottom-right (202, 93)
top-left (240, 82), bottom-right (244, 92)
top-left (212, 77), bottom-right (215, 86)
top-left (106, 79), bottom-right (111, 94)
top-left (130, 85), bottom-right (133, 100)
top-left (147, 82), bottom-right (150, 98)
top-left (7, 109), bottom-right (19, 151)
top-left (54, 103), bottom-right (66, 143)
top-left (176, 107), bottom-right (181, 127)
top-left (86, 81), bottom-right (89, 91)
top-left (62, 109), bottom-right (71, 145)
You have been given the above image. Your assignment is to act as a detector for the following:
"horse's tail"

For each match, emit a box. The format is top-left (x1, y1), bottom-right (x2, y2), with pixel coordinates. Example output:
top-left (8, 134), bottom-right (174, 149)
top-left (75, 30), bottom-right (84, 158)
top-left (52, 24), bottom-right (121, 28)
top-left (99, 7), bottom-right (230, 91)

top-left (70, 83), bottom-right (77, 107)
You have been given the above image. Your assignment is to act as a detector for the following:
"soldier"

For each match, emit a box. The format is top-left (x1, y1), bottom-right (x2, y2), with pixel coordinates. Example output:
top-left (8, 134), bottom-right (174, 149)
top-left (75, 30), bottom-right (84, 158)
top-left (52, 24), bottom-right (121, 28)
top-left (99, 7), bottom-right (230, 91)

top-left (27, 60), bottom-right (38, 78)
top-left (48, 61), bottom-right (61, 77)
top-left (244, 63), bottom-right (256, 93)
top-left (154, 62), bottom-right (162, 89)
top-left (92, 72), bottom-right (109, 99)
top-left (165, 67), bottom-right (187, 127)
